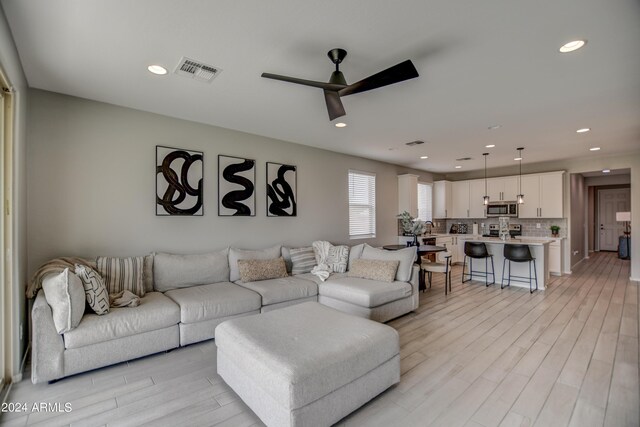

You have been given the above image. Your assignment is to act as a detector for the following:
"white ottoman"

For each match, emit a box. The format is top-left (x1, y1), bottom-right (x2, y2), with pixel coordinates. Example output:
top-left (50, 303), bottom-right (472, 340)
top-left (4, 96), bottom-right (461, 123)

top-left (215, 301), bottom-right (400, 427)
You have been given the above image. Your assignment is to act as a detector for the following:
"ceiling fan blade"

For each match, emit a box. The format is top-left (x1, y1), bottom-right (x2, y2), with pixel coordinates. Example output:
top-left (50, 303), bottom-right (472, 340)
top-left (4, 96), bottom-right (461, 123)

top-left (261, 73), bottom-right (346, 91)
top-left (324, 90), bottom-right (346, 121)
top-left (338, 60), bottom-right (419, 97)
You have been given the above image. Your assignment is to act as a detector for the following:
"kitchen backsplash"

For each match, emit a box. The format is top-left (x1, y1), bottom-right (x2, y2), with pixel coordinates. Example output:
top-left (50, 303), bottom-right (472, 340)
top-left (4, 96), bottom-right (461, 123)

top-left (444, 218), bottom-right (568, 238)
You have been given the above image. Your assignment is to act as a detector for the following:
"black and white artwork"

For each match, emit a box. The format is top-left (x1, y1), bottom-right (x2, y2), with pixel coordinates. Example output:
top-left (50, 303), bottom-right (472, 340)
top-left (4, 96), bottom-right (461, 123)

top-left (218, 155), bottom-right (256, 216)
top-left (156, 146), bottom-right (203, 216)
top-left (266, 162), bottom-right (297, 217)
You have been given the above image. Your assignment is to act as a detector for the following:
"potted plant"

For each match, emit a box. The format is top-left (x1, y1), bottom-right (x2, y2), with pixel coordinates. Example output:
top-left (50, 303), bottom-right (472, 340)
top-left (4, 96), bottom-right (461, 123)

top-left (550, 225), bottom-right (560, 237)
top-left (398, 211), bottom-right (427, 246)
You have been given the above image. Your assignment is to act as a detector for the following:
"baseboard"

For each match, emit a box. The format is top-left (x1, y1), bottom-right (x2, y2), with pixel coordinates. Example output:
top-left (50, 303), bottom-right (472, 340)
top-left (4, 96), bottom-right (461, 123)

top-left (12, 343), bottom-right (30, 383)
top-left (631, 276), bottom-right (640, 283)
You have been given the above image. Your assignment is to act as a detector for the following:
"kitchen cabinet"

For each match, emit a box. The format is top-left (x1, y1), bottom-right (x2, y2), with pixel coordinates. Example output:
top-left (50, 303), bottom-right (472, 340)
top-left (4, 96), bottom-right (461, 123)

top-left (469, 180), bottom-right (487, 218)
top-left (433, 180), bottom-right (452, 218)
top-left (452, 180), bottom-right (487, 219)
top-left (488, 176), bottom-right (519, 202)
top-left (518, 172), bottom-right (564, 218)
top-left (398, 174), bottom-right (419, 217)
top-left (549, 239), bottom-right (562, 275)
top-left (435, 235), bottom-right (461, 264)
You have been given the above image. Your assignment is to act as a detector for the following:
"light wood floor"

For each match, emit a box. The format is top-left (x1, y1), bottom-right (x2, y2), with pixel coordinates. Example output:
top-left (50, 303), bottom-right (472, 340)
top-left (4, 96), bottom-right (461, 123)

top-left (1, 252), bottom-right (637, 427)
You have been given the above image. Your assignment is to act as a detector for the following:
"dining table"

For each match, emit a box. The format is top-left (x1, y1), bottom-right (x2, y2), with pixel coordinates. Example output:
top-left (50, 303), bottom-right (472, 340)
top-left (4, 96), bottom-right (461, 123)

top-left (382, 244), bottom-right (447, 291)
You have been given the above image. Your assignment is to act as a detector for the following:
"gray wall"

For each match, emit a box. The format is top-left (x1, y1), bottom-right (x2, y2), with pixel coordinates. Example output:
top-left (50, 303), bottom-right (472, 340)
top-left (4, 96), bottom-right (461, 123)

top-left (1, 4), bottom-right (28, 381)
top-left (570, 174), bottom-right (586, 267)
top-left (26, 89), bottom-right (439, 275)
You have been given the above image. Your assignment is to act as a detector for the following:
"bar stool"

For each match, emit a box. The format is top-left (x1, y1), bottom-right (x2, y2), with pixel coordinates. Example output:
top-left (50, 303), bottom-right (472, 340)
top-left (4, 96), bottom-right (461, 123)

top-left (462, 241), bottom-right (495, 286)
top-left (502, 244), bottom-right (538, 293)
top-left (421, 250), bottom-right (453, 295)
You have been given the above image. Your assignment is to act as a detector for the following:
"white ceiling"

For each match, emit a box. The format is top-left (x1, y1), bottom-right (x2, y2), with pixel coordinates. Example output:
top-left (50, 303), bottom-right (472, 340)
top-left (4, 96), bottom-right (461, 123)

top-left (3, 0), bottom-right (639, 173)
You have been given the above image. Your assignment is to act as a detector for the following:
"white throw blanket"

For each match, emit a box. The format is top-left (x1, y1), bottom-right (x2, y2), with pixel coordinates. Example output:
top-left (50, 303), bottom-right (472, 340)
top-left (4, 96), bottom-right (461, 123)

top-left (311, 240), bottom-right (349, 282)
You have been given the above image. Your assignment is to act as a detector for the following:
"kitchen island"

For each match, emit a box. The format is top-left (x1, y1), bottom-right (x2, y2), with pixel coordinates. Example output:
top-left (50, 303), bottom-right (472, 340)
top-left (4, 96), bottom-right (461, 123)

top-left (456, 236), bottom-right (552, 290)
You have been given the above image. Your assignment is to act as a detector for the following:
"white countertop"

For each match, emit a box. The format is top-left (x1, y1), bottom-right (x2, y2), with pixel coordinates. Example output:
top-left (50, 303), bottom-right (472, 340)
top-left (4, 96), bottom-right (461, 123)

top-left (421, 233), bottom-right (564, 242)
top-left (454, 236), bottom-right (552, 246)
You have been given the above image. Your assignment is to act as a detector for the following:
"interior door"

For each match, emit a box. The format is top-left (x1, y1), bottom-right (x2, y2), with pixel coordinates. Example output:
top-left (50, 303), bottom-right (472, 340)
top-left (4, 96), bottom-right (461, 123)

top-left (598, 188), bottom-right (630, 251)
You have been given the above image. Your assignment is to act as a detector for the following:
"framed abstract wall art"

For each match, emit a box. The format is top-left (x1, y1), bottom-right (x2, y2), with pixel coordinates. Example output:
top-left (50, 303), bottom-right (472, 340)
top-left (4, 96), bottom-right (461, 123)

top-left (218, 155), bottom-right (256, 216)
top-left (156, 146), bottom-right (203, 216)
top-left (266, 162), bottom-right (297, 217)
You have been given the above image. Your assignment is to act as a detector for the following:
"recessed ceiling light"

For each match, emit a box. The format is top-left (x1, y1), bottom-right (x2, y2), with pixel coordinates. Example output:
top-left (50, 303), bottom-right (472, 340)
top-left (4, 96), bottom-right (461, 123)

top-left (335, 122), bottom-right (347, 128)
top-left (576, 128), bottom-right (591, 133)
top-left (420, 156), bottom-right (429, 159)
top-left (485, 144), bottom-right (496, 148)
top-left (559, 40), bottom-right (586, 53)
top-left (514, 157), bottom-right (523, 161)
top-left (602, 169), bottom-right (610, 173)
top-left (488, 125), bottom-right (501, 130)
top-left (455, 165), bottom-right (462, 169)
top-left (589, 147), bottom-right (601, 151)
top-left (147, 65), bottom-right (167, 75)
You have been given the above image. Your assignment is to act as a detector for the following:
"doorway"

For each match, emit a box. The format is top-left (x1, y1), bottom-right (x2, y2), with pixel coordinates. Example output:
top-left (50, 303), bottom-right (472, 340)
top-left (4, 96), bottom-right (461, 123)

top-left (598, 188), bottom-right (630, 251)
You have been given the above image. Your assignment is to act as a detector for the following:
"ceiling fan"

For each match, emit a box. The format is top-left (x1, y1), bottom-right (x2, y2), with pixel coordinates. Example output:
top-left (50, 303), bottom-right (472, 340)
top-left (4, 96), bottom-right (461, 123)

top-left (261, 48), bottom-right (419, 121)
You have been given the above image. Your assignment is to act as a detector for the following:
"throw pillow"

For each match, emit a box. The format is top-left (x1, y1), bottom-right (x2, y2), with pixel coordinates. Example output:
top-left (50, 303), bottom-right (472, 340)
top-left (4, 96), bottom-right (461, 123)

top-left (361, 244), bottom-right (416, 282)
top-left (74, 264), bottom-right (110, 315)
top-left (348, 243), bottom-right (365, 271)
top-left (143, 254), bottom-right (154, 293)
top-left (42, 268), bottom-right (86, 334)
top-left (312, 241), bottom-right (349, 273)
top-left (229, 245), bottom-right (282, 282)
top-left (95, 256), bottom-right (145, 297)
top-left (348, 259), bottom-right (400, 283)
top-left (153, 249), bottom-right (229, 292)
top-left (237, 257), bottom-right (288, 282)
top-left (289, 247), bottom-right (316, 275)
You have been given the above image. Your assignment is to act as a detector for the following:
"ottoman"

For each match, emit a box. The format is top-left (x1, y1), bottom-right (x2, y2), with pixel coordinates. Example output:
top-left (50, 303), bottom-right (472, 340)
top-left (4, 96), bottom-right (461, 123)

top-left (215, 301), bottom-right (400, 427)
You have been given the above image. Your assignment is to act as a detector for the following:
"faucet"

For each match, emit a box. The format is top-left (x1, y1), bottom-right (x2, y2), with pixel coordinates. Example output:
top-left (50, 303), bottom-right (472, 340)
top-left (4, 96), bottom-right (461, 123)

top-left (424, 221), bottom-right (434, 235)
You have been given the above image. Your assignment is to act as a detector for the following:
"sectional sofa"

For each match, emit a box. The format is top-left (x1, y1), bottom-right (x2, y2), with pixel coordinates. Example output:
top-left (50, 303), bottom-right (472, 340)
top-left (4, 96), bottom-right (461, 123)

top-left (31, 243), bottom-right (419, 384)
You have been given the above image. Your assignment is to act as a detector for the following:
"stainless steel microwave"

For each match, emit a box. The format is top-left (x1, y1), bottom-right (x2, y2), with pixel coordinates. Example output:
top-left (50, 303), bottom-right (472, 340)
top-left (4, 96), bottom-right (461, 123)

top-left (486, 201), bottom-right (518, 217)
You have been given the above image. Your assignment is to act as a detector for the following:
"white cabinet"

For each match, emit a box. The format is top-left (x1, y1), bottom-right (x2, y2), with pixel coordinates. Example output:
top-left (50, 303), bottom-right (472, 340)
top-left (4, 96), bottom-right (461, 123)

top-left (435, 235), bottom-right (462, 264)
top-left (433, 180), bottom-right (452, 218)
top-left (488, 176), bottom-right (519, 202)
top-left (452, 181), bottom-right (470, 218)
top-left (549, 239), bottom-right (562, 275)
top-left (518, 172), bottom-right (564, 218)
top-left (451, 180), bottom-right (487, 219)
top-left (469, 180), bottom-right (487, 219)
top-left (398, 174), bottom-right (419, 217)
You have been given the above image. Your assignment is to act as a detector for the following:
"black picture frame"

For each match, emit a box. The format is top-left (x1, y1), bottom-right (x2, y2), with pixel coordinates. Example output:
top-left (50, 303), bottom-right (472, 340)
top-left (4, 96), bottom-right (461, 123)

top-left (156, 145), bottom-right (204, 216)
top-left (266, 162), bottom-right (297, 217)
top-left (218, 155), bottom-right (256, 216)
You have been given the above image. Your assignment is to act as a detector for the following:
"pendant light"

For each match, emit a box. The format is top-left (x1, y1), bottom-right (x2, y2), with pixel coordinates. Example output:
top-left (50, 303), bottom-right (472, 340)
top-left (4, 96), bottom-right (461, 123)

top-left (516, 147), bottom-right (525, 204)
top-left (483, 153), bottom-right (490, 205)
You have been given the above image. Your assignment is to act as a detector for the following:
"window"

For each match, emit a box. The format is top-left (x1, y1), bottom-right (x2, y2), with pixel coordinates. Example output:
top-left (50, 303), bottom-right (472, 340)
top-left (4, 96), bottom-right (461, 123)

top-left (348, 170), bottom-right (376, 239)
top-left (417, 182), bottom-right (433, 222)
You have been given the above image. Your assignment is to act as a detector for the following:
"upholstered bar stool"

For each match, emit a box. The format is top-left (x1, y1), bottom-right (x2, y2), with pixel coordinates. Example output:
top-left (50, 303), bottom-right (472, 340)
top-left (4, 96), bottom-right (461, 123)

top-left (421, 250), bottom-right (453, 295)
top-left (462, 242), bottom-right (495, 286)
top-left (502, 244), bottom-right (538, 293)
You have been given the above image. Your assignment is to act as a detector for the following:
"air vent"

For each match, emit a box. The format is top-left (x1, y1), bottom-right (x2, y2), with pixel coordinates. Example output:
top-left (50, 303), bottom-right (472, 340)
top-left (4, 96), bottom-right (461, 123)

top-left (174, 57), bottom-right (222, 83)
top-left (456, 157), bottom-right (473, 161)
top-left (405, 140), bottom-right (425, 146)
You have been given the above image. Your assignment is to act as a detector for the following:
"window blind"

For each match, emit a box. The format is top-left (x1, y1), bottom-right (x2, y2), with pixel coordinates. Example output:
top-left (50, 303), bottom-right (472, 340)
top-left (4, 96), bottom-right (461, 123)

top-left (348, 170), bottom-right (376, 239)
top-left (417, 182), bottom-right (433, 222)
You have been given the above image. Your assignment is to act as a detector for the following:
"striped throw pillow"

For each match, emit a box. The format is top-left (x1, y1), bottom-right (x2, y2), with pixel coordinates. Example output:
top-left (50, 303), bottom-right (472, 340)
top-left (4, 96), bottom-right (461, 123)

top-left (96, 256), bottom-right (145, 297)
top-left (289, 247), bottom-right (316, 275)
top-left (75, 264), bottom-right (110, 315)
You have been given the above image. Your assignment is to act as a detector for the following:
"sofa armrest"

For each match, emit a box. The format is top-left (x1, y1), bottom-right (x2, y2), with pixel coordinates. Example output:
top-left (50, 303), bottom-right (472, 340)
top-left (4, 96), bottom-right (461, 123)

top-left (408, 265), bottom-right (420, 295)
top-left (31, 290), bottom-right (65, 383)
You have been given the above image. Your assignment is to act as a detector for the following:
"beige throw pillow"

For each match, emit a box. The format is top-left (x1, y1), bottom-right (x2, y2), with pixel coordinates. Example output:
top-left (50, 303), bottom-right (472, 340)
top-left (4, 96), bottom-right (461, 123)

top-left (237, 257), bottom-right (288, 282)
top-left (348, 259), bottom-right (400, 283)
top-left (96, 256), bottom-right (145, 297)
top-left (42, 268), bottom-right (86, 334)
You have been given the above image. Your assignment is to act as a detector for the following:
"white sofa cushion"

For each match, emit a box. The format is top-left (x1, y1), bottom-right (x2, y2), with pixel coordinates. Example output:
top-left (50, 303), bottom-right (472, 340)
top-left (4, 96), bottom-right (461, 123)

top-left (295, 272), bottom-right (347, 287)
top-left (63, 292), bottom-right (179, 349)
top-left (318, 277), bottom-right (412, 308)
top-left (361, 244), bottom-right (416, 282)
top-left (215, 301), bottom-right (399, 410)
top-left (236, 276), bottom-right (318, 306)
top-left (164, 282), bottom-right (261, 323)
top-left (42, 268), bottom-right (86, 334)
top-left (229, 245), bottom-right (282, 282)
top-left (153, 249), bottom-right (229, 292)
